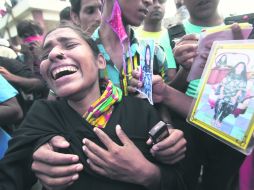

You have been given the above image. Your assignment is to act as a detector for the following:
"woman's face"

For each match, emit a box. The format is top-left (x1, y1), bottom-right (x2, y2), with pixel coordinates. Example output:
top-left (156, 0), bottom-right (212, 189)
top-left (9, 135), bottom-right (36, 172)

top-left (40, 28), bottom-right (105, 98)
top-left (118, 0), bottom-right (152, 26)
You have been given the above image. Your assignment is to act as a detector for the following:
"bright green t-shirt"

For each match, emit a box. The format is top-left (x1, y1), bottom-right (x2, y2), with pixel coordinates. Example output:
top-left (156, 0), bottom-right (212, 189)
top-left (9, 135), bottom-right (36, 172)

top-left (135, 27), bottom-right (176, 69)
top-left (183, 20), bottom-right (216, 98)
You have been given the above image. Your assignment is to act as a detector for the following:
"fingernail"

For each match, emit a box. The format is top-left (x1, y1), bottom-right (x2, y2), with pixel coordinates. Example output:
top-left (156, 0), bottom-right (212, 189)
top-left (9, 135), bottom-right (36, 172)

top-left (72, 155), bottom-right (79, 162)
top-left (61, 141), bottom-right (69, 146)
top-left (93, 128), bottom-right (97, 132)
top-left (76, 164), bottom-right (83, 171)
top-left (83, 138), bottom-right (86, 144)
top-left (82, 146), bottom-right (86, 151)
top-left (116, 124), bottom-right (121, 130)
top-left (153, 145), bottom-right (159, 151)
top-left (87, 159), bottom-right (90, 164)
top-left (72, 174), bottom-right (79, 180)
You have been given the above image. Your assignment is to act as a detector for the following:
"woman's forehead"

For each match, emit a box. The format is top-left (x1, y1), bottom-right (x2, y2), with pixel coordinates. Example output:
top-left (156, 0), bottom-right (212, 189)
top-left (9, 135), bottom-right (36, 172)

top-left (45, 28), bottom-right (81, 43)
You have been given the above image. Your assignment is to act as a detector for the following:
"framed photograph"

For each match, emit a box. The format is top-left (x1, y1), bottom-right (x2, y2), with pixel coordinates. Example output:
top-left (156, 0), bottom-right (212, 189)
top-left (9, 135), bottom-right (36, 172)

top-left (136, 39), bottom-right (155, 105)
top-left (188, 40), bottom-right (254, 155)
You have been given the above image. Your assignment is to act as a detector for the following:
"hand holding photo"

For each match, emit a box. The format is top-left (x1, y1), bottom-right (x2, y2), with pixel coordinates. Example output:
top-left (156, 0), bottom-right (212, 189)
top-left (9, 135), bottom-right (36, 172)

top-left (187, 23), bottom-right (253, 82)
top-left (136, 39), bottom-right (155, 105)
top-left (188, 40), bottom-right (254, 155)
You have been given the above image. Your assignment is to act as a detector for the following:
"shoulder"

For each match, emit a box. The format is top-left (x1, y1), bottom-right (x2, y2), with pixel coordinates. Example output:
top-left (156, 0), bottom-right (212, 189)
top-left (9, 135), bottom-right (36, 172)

top-left (28, 99), bottom-right (66, 116)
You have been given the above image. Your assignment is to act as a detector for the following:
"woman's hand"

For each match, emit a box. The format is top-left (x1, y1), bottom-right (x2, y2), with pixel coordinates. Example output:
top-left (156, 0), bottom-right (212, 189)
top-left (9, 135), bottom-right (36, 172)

top-left (82, 125), bottom-right (161, 188)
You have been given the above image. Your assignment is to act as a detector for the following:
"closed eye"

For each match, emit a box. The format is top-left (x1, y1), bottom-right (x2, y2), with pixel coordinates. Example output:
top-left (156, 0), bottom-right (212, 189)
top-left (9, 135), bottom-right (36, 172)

top-left (64, 42), bottom-right (79, 49)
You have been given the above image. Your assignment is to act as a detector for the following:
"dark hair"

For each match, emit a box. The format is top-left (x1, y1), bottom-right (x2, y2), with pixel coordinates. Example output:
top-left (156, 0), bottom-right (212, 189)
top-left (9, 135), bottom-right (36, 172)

top-left (43, 24), bottom-right (100, 58)
top-left (16, 20), bottom-right (43, 39)
top-left (229, 61), bottom-right (247, 81)
top-left (70, 0), bottom-right (81, 14)
top-left (60, 6), bottom-right (71, 21)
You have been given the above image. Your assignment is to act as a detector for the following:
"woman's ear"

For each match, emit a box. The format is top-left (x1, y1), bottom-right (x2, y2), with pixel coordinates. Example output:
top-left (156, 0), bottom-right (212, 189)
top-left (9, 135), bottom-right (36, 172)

top-left (96, 53), bottom-right (106, 70)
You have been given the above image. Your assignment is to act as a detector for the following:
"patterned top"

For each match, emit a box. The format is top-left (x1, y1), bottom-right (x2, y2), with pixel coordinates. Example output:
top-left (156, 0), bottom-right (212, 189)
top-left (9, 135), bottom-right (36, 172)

top-left (92, 28), bottom-right (169, 96)
top-left (220, 74), bottom-right (247, 103)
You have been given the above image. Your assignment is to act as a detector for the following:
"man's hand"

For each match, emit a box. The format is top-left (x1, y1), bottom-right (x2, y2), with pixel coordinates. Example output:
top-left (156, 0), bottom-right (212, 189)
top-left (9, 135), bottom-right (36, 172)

top-left (147, 129), bottom-right (187, 164)
top-left (83, 125), bottom-right (161, 188)
top-left (32, 136), bottom-right (83, 190)
top-left (173, 34), bottom-right (199, 70)
top-left (128, 70), bottom-right (167, 104)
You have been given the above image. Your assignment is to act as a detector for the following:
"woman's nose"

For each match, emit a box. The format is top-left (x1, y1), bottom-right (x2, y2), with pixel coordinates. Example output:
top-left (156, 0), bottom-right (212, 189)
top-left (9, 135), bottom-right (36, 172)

top-left (48, 47), bottom-right (65, 61)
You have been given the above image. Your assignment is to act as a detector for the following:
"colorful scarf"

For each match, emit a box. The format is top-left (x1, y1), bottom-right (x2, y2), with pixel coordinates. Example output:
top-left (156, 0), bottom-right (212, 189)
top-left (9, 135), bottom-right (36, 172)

top-left (83, 80), bottom-right (122, 128)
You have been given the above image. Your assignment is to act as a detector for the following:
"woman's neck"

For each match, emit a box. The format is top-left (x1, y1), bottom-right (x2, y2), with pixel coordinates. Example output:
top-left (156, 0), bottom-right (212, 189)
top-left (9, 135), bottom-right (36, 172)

top-left (67, 82), bottom-right (101, 116)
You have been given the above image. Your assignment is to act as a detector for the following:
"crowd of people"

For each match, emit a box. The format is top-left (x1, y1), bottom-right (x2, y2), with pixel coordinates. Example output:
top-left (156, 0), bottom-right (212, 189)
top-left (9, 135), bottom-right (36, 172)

top-left (0, 0), bottom-right (253, 190)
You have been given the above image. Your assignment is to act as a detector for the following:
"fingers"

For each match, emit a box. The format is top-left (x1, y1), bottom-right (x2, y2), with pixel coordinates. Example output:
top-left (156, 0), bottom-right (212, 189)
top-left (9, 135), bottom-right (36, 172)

top-left (152, 129), bottom-right (185, 151)
top-left (36, 173), bottom-right (77, 190)
top-left (146, 137), bottom-right (153, 145)
top-left (49, 135), bottom-right (70, 149)
top-left (231, 23), bottom-right (243, 40)
top-left (163, 152), bottom-right (186, 165)
top-left (115, 125), bottom-right (133, 146)
top-left (32, 161), bottom-right (83, 178)
top-left (83, 145), bottom-right (107, 168)
top-left (128, 70), bottom-right (143, 93)
top-left (173, 43), bottom-right (198, 56)
top-left (177, 34), bottom-right (199, 45)
top-left (83, 137), bottom-right (108, 159)
top-left (93, 128), bottom-right (117, 150)
top-left (150, 129), bottom-right (187, 164)
top-left (86, 159), bottom-right (107, 177)
top-left (33, 143), bottom-right (79, 165)
top-left (173, 45), bottom-right (198, 66)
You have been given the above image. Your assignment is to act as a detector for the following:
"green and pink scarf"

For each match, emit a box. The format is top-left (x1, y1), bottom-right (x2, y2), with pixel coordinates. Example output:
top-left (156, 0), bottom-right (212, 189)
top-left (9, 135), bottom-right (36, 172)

top-left (83, 80), bottom-right (122, 128)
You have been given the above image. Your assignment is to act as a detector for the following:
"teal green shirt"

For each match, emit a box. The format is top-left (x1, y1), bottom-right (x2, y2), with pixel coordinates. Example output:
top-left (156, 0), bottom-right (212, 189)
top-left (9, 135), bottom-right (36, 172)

top-left (92, 28), bottom-right (169, 95)
top-left (183, 19), bottom-right (217, 98)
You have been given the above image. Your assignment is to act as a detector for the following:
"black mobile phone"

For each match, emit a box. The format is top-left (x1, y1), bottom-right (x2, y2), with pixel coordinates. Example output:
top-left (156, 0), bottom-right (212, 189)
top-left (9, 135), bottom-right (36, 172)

top-left (167, 23), bottom-right (186, 48)
top-left (224, 13), bottom-right (254, 25)
top-left (149, 121), bottom-right (170, 144)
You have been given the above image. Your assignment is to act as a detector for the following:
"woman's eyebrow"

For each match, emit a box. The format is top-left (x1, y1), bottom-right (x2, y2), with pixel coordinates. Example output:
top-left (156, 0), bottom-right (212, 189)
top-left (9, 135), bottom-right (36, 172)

top-left (43, 37), bottom-right (77, 50)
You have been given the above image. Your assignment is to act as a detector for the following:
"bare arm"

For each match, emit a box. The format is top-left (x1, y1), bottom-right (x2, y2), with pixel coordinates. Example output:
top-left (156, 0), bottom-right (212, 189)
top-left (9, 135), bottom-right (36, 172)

top-left (0, 66), bottom-right (45, 93)
top-left (0, 97), bottom-right (23, 124)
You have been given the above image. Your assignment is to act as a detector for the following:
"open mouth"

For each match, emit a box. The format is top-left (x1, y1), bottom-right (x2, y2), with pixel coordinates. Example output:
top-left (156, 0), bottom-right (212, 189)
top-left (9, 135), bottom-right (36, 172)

top-left (51, 66), bottom-right (78, 80)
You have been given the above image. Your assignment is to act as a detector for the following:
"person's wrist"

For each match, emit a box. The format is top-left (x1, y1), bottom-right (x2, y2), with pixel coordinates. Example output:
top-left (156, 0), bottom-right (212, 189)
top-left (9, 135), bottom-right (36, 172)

top-left (161, 83), bottom-right (170, 104)
top-left (139, 161), bottom-right (161, 189)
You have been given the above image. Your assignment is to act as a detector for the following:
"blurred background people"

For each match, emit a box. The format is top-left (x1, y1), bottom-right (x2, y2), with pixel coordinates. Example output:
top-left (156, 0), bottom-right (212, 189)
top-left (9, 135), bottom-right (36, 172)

top-left (70, 0), bottom-right (102, 35)
top-left (136, 0), bottom-right (177, 81)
